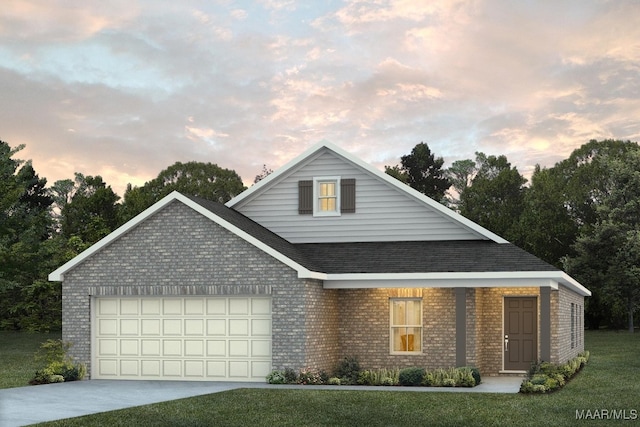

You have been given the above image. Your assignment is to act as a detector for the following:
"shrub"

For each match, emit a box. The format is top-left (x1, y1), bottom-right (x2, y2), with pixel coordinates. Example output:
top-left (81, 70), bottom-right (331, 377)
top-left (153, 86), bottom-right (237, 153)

top-left (520, 352), bottom-right (589, 393)
top-left (399, 367), bottom-right (425, 386)
top-left (358, 368), bottom-right (399, 386)
top-left (266, 370), bottom-right (287, 384)
top-left (328, 377), bottom-right (341, 385)
top-left (29, 339), bottom-right (86, 385)
top-left (334, 356), bottom-right (361, 385)
top-left (298, 367), bottom-right (325, 385)
top-left (284, 367), bottom-right (298, 384)
top-left (468, 367), bottom-right (481, 386)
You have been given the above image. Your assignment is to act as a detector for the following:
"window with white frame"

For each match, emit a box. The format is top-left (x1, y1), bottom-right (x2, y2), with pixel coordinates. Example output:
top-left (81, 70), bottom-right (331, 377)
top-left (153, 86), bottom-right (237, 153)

top-left (390, 299), bottom-right (422, 353)
top-left (313, 177), bottom-right (340, 216)
top-left (571, 303), bottom-right (575, 349)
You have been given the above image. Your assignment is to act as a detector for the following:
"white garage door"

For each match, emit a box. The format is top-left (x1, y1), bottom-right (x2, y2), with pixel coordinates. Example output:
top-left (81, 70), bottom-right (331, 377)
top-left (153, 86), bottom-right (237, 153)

top-left (93, 296), bottom-right (272, 381)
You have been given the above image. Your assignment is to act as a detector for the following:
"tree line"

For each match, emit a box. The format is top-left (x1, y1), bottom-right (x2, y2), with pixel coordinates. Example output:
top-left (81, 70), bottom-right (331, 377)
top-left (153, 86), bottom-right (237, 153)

top-left (1, 139), bottom-right (638, 332)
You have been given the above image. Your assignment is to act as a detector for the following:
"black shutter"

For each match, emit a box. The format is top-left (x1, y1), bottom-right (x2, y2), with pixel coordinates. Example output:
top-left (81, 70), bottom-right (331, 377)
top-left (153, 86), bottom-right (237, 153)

top-left (298, 180), bottom-right (313, 214)
top-left (341, 178), bottom-right (356, 213)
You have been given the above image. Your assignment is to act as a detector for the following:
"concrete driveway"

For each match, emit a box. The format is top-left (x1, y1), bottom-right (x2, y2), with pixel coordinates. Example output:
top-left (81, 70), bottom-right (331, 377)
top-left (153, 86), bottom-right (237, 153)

top-left (0, 377), bottom-right (521, 426)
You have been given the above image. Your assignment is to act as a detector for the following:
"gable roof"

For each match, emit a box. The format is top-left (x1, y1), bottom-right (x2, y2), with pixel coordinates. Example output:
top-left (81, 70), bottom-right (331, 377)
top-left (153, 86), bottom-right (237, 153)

top-left (226, 141), bottom-right (509, 244)
top-left (49, 191), bottom-right (591, 296)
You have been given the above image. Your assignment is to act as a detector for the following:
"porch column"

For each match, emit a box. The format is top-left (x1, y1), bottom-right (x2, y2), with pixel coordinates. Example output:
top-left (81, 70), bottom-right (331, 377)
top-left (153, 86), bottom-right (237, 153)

top-left (540, 287), bottom-right (551, 362)
top-left (455, 287), bottom-right (466, 367)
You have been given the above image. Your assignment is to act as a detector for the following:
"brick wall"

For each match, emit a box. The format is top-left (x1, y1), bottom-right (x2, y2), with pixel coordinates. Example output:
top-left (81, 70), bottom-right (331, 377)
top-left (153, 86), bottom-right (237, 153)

top-left (553, 285), bottom-right (585, 364)
top-left (337, 288), bottom-right (459, 370)
top-left (61, 201), bottom-right (306, 378)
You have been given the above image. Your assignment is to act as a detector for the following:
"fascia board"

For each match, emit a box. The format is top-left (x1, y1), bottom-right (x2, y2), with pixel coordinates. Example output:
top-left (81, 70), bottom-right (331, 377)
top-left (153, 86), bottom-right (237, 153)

top-left (49, 191), bottom-right (318, 282)
top-left (322, 271), bottom-right (591, 296)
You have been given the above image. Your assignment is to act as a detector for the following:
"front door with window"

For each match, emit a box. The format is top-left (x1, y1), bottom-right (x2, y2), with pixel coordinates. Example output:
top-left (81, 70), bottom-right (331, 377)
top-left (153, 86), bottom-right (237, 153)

top-left (503, 297), bottom-right (537, 371)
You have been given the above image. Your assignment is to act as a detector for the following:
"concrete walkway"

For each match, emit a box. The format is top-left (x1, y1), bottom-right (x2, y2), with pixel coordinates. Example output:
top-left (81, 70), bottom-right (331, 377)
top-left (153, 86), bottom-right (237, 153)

top-left (0, 377), bottom-right (522, 427)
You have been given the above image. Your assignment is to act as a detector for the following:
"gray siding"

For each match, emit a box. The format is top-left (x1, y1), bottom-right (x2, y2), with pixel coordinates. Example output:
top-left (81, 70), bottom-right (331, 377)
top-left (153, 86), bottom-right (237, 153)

top-left (235, 149), bottom-right (483, 243)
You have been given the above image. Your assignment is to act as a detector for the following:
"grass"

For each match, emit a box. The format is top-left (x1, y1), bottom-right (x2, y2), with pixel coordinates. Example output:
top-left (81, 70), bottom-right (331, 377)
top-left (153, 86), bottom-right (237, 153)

top-left (2, 330), bottom-right (637, 426)
top-left (0, 330), bottom-right (61, 389)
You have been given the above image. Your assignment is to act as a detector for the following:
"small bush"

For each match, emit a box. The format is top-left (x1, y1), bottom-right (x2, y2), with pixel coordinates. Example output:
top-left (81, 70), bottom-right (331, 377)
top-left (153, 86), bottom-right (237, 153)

top-left (399, 367), bottom-right (425, 386)
top-left (266, 370), bottom-right (287, 384)
top-left (29, 339), bottom-right (86, 385)
top-left (298, 367), bottom-right (325, 385)
top-left (520, 352), bottom-right (589, 393)
top-left (334, 356), bottom-right (361, 385)
top-left (284, 367), bottom-right (298, 384)
top-left (358, 368), bottom-right (399, 386)
top-left (328, 377), bottom-right (341, 385)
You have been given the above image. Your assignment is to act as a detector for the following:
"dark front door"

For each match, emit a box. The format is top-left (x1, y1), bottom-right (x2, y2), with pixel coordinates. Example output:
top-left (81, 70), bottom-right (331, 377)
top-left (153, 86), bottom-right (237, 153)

top-left (504, 297), bottom-right (537, 371)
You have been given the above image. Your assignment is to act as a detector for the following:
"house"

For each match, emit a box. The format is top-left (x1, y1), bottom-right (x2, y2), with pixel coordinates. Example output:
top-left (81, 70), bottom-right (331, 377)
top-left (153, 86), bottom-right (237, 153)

top-left (49, 142), bottom-right (590, 382)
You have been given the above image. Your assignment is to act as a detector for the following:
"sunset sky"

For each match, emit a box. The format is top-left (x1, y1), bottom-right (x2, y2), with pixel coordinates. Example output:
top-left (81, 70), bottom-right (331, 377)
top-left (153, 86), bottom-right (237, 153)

top-left (2, 0), bottom-right (639, 196)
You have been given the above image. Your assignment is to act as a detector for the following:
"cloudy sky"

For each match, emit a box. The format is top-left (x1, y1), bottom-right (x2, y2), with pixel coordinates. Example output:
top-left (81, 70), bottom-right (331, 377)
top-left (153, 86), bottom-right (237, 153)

top-left (2, 0), bottom-right (639, 197)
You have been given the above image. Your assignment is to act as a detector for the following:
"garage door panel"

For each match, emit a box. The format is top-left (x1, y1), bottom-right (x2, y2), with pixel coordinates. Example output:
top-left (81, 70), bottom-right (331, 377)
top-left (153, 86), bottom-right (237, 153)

top-left (141, 319), bottom-right (160, 335)
top-left (99, 359), bottom-right (118, 376)
top-left (120, 299), bottom-right (138, 315)
top-left (163, 299), bottom-right (182, 315)
top-left (99, 319), bottom-right (117, 335)
top-left (251, 298), bottom-right (271, 315)
top-left (229, 319), bottom-right (249, 336)
top-left (207, 340), bottom-right (226, 356)
top-left (94, 297), bottom-right (271, 381)
top-left (252, 361), bottom-right (271, 378)
top-left (120, 339), bottom-right (139, 356)
top-left (207, 319), bottom-right (226, 335)
top-left (120, 319), bottom-right (138, 335)
top-left (229, 340), bottom-right (249, 357)
top-left (141, 299), bottom-right (161, 315)
top-left (207, 361), bottom-right (226, 377)
top-left (121, 360), bottom-right (139, 376)
top-left (229, 361), bottom-right (249, 378)
top-left (185, 340), bottom-right (204, 356)
top-left (141, 360), bottom-right (160, 376)
top-left (98, 339), bottom-right (117, 356)
top-left (163, 340), bottom-right (182, 356)
top-left (184, 319), bottom-right (204, 335)
top-left (229, 299), bottom-right (249, 315)
top-left (185, 299), bottom-right (204, 315)
top-left (185, 360), bottom-right (204, 377)
top-left (207, 299), bottom-right (226, 315)
top-left (163, 319), bottom-right (182, 335)
top-left (251, 319), bottom-right (271, 336)
top-left (163, 360), bottom-right (182, 376)
top-left (251, 340), bottom-right (271, 357)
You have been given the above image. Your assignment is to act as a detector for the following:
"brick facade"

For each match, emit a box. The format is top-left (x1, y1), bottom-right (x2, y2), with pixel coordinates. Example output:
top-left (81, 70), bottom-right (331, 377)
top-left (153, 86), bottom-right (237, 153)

top-left (59, 200), bottom-right (586, 380)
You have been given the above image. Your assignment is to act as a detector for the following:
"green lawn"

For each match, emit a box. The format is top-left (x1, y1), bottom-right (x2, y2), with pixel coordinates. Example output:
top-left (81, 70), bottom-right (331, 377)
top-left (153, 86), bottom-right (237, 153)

top-left (0, 330), bottom-right (61, 389)
top-left (3, 330), bottom-right (637, 426)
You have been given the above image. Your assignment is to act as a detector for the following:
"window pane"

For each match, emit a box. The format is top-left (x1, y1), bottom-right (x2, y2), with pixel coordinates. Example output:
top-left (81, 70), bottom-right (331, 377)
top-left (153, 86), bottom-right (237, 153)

top-left (407, 300), bottom-right (421, 325)
top-left (392, 301), bottom-right (405, 326)
top-left (319, 182), bottom-right (335, 197)
top-left (392, 328), bottom-right (407, 351)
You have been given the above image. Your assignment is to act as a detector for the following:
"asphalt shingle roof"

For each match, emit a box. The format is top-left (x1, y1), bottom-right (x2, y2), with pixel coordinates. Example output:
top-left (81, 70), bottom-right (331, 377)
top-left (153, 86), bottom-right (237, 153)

top-left (188, 196), bottom-right (559, 275)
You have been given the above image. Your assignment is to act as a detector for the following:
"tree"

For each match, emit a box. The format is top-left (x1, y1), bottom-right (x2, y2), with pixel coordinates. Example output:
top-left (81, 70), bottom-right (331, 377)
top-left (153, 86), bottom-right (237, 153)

top-left (458, 152), bottom-right (527, 241)
top-left (565, 150), bottom-right (640, 332)
top-left (517, 165), bottom-right (578, 267)
top-left (254, 164), bottom-right (273, 184)
top-left (0, 142), bottom-right (58, 331)
top-left (120, 161), bottom-right (246, 222)
top-left (446, 159), bottom-right (477, 210)
top-left (385, 142), bottom-right (451, 201)
top-left (59, 173), bottom-right (120, 245)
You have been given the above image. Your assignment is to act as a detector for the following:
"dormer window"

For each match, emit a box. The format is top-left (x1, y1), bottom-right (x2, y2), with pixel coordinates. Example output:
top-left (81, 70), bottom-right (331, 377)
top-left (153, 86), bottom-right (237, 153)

top-left (298, 177), bottom-right (356, 216)
top-left (314, 177), bottom-right (340, 216)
